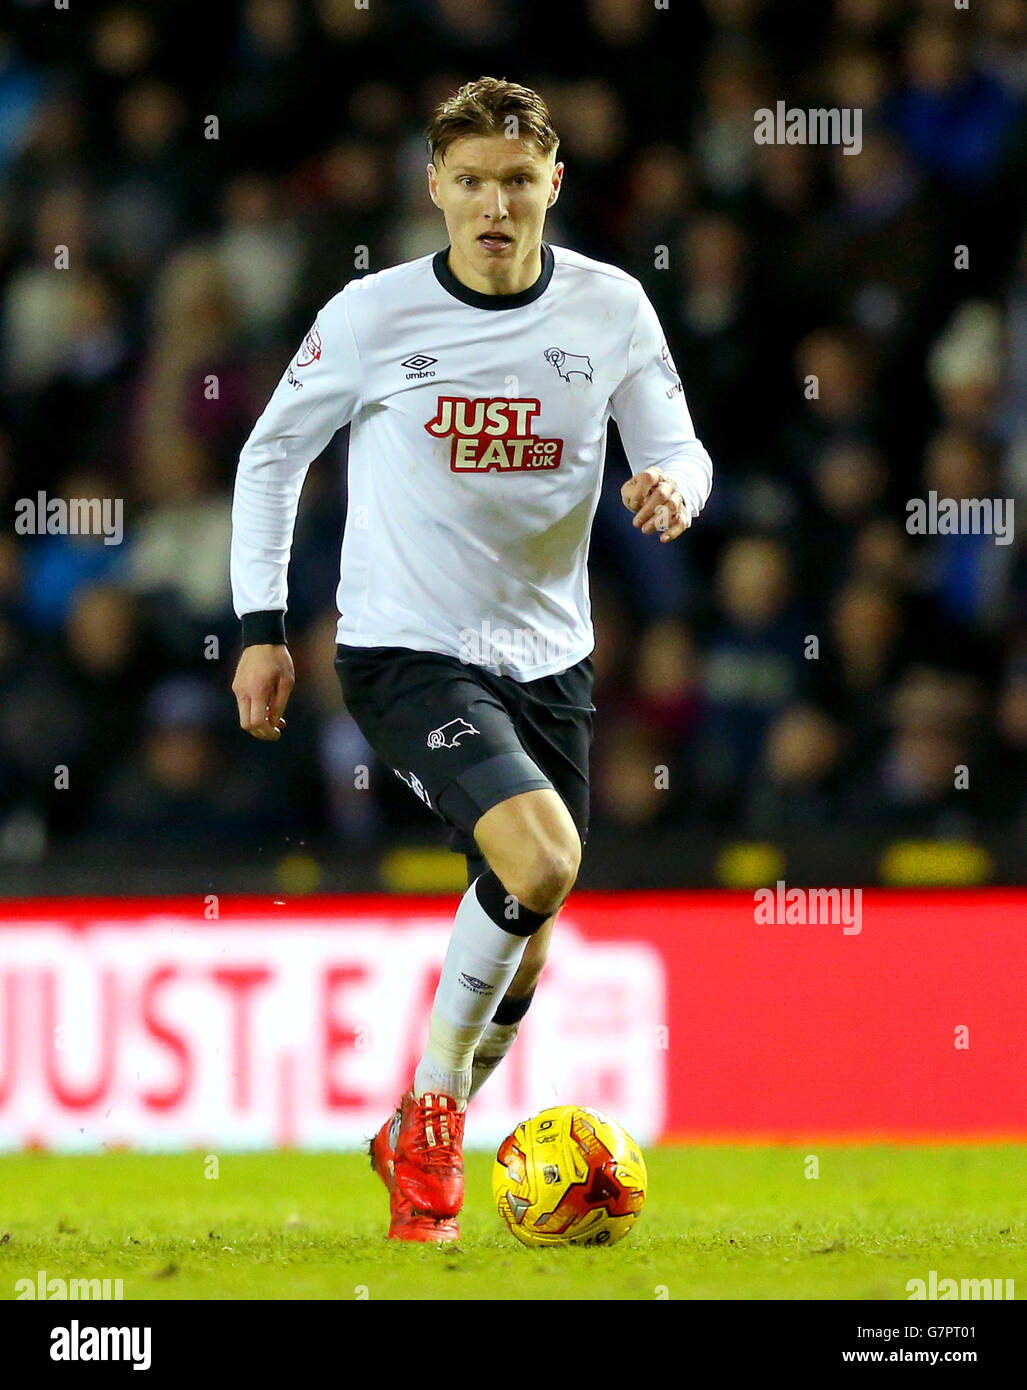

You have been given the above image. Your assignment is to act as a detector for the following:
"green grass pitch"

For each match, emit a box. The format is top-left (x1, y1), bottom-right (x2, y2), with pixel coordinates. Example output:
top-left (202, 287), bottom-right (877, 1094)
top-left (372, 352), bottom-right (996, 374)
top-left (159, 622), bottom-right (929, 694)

top-left (1, 1145), bottom-right (1024, 1300)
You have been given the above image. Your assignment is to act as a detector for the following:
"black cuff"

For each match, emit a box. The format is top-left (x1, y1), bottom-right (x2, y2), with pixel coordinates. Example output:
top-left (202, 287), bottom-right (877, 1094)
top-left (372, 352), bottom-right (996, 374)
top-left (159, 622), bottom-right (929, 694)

top-left (241, 611), bottom-right (287, 647)
top-left (492, 990), bottom-right (536, 1026)
top-left (474, 869), bottom-right (551, 937)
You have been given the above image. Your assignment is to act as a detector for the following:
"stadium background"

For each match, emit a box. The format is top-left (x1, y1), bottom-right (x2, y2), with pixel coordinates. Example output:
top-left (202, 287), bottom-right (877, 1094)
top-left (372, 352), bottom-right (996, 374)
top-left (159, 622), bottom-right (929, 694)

top-left (0, 0), bottom-right (1025, 1155)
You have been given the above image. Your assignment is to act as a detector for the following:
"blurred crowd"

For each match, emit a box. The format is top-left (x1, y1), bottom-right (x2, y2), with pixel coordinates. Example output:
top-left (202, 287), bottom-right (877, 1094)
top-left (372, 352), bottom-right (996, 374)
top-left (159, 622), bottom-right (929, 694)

top-left (0, 0), bottom-right (1025, 864)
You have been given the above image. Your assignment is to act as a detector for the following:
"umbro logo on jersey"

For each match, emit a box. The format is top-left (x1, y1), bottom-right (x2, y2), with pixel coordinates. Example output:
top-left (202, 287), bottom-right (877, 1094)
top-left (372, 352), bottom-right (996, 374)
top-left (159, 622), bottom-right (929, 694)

top-left (402, 354), bottom-right (437, 379)
top-left (459, 973), bottom-right (494, 995)
top-left (544, 346), bottom-right (593, 383)
top-left (426, 718), bottom-right (479, 749)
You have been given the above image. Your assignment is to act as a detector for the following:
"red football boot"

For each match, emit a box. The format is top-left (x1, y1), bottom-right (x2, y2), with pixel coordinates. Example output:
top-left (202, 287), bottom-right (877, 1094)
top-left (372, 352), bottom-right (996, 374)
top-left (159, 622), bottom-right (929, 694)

top-left (368, 1102), bottom-right (459, 1242)
top-left (393, 1090), bottom-right (466, 1219)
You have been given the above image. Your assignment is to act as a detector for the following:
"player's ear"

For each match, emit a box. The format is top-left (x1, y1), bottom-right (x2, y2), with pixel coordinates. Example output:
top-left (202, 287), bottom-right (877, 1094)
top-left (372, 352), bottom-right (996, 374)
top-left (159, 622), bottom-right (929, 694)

top-left (547, 162), bottom-right (564, 208)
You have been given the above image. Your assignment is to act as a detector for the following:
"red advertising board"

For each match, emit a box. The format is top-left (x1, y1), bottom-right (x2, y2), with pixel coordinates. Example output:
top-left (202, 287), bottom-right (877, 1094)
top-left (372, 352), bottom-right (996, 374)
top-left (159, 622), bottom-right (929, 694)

top-left (0, 889), bottom-right (1023, 1149)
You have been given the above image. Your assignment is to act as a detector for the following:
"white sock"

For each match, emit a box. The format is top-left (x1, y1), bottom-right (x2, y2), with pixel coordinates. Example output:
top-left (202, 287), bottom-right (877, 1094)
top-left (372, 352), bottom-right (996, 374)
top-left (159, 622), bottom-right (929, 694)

top-left (469, 1019), bottom-right (522, 1099)
top-left (413, 877), bottom-right (528, 1108)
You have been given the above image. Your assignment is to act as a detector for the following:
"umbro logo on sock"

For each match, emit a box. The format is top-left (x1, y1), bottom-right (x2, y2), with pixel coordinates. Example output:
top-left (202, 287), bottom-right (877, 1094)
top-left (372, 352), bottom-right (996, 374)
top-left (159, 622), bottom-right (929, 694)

top-left (459, 973), bottom-right (494, 995)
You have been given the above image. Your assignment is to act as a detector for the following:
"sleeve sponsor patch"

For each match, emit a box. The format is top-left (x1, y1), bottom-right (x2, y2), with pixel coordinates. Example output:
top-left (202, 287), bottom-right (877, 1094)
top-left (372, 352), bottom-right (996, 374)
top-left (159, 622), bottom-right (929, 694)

top-left (295, 321), bottom-right (323, 368)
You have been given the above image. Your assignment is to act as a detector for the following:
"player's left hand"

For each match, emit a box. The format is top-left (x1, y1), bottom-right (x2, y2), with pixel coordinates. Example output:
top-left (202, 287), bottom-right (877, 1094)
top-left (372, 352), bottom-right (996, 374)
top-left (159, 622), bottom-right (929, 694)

top-left (621, 467), bottom-right (692, 543)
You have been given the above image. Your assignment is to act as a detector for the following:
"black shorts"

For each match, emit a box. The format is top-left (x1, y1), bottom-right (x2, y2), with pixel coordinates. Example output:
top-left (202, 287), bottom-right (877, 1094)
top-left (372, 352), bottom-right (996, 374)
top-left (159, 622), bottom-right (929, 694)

top-left (334, 644), bottom-right (595, 882)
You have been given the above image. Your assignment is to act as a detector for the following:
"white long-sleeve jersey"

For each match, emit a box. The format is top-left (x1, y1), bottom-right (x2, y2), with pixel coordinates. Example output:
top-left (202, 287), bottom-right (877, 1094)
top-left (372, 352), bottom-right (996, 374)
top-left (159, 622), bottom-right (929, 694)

top-left (230, 241), bottom-right (713, 680)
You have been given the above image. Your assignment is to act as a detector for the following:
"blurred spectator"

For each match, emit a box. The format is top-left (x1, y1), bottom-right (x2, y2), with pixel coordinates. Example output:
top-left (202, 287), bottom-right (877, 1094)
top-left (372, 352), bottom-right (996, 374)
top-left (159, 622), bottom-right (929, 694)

top-left (95, 77), bottom-right (191, 288)
top-left (671, 211), bottom-right (768, 463)
top-left (25, 268), bottom-right (134, 483)
top-left (2, 183), bottom-right (90, 393)
top-left (798, 439), bottom-right (889, 589)
top-left (787, 326), bottom-right (881, 476)
top-left (888, 14), bottom-right (1021, 193)
top-left (812, 578), bottom-right (903, 749)
top-left (0, 29), bottom-right (44, 179)
top-left (842, 666), bottom-right (1002, 833)
top-left (88, 673), bottom-right (286, 846)
top-left (17, 467), bottom-right (127, 633)
top-left (848, 516), bottom-right (914, 589)
top-left (977, 0), bottom-right (1027, 100)
top-left (693, 536), bottom-right (806, 819)
top-left (592, 723), bottom-right (669, 829)
top-left (617, 143), bottom-right (694, 284)
top-left (817, 132), bottom-right (948, 366)
top-left (694, 42), bottom-right (766, 200)
top-left (134, 246), bottom-right (249, 483)
top-left (917, 426), bottom-right (1014, 630)
top-left (293, 137), bottom-right (395, 311)
top-left (123, 434), bottom-right (233, 656)
top-left (216, 0), bottom-right (310, 173)
top-left (927, 301), bottom-right (1005, 436)
top-left (629, 618), bottom-right (704, 741)
top-left (743, 702), bottom-right (843, 832)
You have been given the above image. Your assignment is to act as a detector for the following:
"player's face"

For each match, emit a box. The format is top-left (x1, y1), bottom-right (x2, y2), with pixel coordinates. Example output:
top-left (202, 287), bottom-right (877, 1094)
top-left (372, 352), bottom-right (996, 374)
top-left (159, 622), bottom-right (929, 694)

top-left (429, 135), bottom-right (562, 294)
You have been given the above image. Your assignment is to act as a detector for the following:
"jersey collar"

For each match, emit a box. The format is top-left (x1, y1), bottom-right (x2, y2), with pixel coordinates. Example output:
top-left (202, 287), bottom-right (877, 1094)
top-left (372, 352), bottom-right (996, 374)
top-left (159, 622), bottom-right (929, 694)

top-left (433, 242), bottom-right (554, 310)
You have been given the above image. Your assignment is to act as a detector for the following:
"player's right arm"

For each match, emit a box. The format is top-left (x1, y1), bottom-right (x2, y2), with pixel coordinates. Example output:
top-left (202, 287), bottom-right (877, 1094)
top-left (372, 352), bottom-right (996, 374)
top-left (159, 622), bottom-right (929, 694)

top-left (230, 286), bottom-right (364, 740)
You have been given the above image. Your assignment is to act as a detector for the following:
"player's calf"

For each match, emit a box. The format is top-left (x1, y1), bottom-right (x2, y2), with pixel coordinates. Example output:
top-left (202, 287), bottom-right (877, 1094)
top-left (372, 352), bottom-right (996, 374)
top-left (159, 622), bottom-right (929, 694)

top-left (469, 988), bottom-right (536, 1100)
top-left (466, 910), bottom-right (553, 1098)
top-left (411, 869), bottom-right (549, 1108)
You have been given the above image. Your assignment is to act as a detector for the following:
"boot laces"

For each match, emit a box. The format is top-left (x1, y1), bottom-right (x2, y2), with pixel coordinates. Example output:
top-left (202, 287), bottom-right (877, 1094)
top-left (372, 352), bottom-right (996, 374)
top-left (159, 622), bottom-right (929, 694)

top-left (411, 1095), bottom-right (463, 1168)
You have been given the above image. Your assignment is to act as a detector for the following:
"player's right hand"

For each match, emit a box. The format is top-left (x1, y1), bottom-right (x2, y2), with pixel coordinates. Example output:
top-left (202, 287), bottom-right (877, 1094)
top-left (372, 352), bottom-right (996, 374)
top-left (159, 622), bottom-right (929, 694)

top-left (232, 644), bottom-right (294, 741)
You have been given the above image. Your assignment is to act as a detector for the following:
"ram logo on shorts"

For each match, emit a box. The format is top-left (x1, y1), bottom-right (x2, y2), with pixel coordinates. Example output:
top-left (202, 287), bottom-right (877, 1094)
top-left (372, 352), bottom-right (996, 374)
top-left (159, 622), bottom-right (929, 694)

top-left (426, 718), bottom-right (480, 749)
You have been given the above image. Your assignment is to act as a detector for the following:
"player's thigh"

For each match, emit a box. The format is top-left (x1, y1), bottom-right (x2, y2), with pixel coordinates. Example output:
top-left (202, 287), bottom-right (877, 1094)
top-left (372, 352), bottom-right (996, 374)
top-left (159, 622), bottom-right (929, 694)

top-left (509, 656), bottom-right (594, 863)
top-left (473, 786), bottom-right (581, 906)
top-left (335, 646), bottom-right (554, 853)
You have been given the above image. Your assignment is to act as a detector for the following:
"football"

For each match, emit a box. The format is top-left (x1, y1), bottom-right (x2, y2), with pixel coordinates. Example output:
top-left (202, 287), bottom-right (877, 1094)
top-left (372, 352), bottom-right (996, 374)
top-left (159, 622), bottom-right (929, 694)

top-left (492, 1105), bottom-right (647, 1247)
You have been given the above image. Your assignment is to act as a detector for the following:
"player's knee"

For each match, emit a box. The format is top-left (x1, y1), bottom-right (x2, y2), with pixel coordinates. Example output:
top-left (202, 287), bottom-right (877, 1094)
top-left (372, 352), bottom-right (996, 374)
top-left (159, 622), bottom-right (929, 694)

top-left (503, 838), bottom-right (580, 918)
top-left (475, 861), bottom-right (567, 939)
top-left (475, 788), bottom-right (583, 908)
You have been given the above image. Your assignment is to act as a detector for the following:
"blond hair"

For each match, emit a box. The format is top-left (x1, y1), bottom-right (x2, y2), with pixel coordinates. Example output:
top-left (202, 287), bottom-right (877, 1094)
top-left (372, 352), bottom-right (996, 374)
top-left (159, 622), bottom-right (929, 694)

top-left (426, 76), bottom-right (559, 166)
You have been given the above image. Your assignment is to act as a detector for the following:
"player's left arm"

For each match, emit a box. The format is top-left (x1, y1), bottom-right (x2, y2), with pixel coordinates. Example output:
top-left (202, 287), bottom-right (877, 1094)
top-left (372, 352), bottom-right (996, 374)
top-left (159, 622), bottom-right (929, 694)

top-left (610, 287), bottom-right (713, 543)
